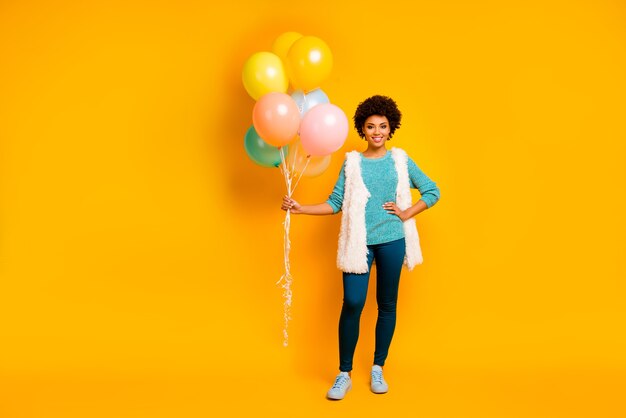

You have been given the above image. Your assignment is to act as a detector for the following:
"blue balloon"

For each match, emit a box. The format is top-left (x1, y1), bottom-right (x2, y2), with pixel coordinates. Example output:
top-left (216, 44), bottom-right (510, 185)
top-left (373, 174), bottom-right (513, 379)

top-left (290, 88), bottom-right (330, 116)
top-left (244, 125), bottom-right (285, 168)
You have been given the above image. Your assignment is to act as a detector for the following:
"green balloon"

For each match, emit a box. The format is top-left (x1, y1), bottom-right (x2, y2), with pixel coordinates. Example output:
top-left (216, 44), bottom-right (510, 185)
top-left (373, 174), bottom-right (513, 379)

top-left (244, 125), bottom-right (284, 168)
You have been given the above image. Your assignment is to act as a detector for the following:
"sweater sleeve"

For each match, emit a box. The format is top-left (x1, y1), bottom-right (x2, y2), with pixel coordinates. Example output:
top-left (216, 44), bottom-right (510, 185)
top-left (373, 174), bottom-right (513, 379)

top-left (325, 162), bottom-right (346, 213)
top-left (408, 157), bottom-right (440, 208)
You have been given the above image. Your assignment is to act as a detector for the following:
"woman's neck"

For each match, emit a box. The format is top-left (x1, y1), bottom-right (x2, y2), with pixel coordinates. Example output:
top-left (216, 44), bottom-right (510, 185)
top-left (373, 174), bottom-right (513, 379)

top-left (362, 146), bottom-right (388, 158)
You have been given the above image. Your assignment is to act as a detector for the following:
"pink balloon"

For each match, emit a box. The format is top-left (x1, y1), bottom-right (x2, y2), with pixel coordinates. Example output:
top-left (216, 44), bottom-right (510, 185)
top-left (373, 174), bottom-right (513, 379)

top-left (252, 92), bottom-right (300, 148)
top-left (299, 103), bottom-right (349, 156)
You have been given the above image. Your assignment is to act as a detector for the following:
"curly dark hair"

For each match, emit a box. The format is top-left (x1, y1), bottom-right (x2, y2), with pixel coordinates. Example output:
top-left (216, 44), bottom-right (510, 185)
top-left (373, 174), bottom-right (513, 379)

top-left (353, 95), bottom-right (402, 139)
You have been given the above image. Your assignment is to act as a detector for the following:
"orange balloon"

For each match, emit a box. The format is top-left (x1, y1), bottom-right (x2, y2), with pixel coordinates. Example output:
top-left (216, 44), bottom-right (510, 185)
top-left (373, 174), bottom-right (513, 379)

top-left (285, 36), bottom-right (333, 92)
top-left (252, 92), bottom-right (300, 148)
top-left (272, 32), bottom-right (303, 63)
top-left (286, 139), bottom-right (331, 177)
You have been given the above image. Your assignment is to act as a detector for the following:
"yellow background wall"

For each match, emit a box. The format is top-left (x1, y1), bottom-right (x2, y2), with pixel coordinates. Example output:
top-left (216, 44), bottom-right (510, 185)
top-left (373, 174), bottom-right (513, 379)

top-left (1, 0), bottom-right (625, 417)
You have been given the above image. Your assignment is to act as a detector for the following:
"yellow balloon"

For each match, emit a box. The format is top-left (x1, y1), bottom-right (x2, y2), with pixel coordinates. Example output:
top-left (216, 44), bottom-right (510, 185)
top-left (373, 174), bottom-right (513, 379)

top-left (272, 32), bottom-right (303, 63)
top-left (285, 36), bottom-right (333, 92)
top-left (242, 51), bottom-right (288, 100)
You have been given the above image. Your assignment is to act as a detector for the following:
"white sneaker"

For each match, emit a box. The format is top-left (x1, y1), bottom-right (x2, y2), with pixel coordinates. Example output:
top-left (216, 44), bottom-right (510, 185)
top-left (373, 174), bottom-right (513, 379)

top-left (326, 372), bottom-right (351, 400)
top-left (371, 365), bottom-right (389, 394)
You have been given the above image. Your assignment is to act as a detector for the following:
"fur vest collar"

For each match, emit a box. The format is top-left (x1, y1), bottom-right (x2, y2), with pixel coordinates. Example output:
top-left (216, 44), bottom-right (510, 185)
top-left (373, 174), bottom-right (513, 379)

top-left (337, 147), bottom-right (423, 273)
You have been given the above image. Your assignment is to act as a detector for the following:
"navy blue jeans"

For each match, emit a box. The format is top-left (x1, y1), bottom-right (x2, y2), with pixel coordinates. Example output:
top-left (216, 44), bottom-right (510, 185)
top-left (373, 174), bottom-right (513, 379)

top-left (338, 238), bottom-right (406, 372)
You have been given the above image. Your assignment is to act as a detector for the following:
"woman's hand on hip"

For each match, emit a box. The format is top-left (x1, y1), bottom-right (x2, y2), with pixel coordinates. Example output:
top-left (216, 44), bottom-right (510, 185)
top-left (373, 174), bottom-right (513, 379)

top-left (383, 202), bottom-right (409, 221)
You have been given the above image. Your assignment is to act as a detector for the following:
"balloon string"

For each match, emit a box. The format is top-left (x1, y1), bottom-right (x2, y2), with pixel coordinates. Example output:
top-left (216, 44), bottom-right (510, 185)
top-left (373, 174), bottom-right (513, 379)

top-left (302, 93), bottom-right (309, 113)
top-left (279, 147), bottom-right (291, 194)
top-left (291, 155), bottom-right (310, 194)
top-left (277, 146), bottom-right (293, 347)
top-left (290, 142), bottom-right (298, 178)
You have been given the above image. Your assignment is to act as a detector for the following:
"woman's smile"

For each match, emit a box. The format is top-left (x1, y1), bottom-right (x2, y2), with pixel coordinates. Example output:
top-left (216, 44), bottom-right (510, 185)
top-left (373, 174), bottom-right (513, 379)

top-left (364, 115), bottom-right (390, 148)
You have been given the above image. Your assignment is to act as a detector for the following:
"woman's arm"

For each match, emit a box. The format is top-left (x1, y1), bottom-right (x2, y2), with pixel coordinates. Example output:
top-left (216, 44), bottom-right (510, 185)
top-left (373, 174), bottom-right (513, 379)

top-left (384, 157), bottom-right (440, 221)
top-left (408, 158), bottom-right (440, 208)
top-left (281, 196), bottom-right (334, 215)
top-left (280, 159), bottom-right (345, 216)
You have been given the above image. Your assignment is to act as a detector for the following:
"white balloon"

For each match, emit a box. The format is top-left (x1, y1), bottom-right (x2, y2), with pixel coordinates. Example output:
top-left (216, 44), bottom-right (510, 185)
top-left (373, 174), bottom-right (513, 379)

top-left (290, 88), bottom-right (330, 116)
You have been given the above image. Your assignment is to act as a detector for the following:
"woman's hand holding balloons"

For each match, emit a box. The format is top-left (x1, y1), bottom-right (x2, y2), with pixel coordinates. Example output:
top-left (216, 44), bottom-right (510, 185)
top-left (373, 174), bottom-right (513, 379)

top-left (281, 196), bottom-right (334, 215)
top-left (282, 195), bottom-right (303, 213)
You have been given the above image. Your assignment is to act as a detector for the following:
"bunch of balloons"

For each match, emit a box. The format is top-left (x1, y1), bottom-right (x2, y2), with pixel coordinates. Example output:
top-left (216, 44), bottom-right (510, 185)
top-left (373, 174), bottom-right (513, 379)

top-left (242, 32), bottom-right (348, 176)
top-left (242, 32), bottom-right (349, 346)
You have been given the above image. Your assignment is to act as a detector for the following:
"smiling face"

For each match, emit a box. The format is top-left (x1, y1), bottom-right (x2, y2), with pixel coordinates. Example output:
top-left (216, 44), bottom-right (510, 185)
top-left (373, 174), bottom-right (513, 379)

top-left (363, 115), bottom-right (390, 149)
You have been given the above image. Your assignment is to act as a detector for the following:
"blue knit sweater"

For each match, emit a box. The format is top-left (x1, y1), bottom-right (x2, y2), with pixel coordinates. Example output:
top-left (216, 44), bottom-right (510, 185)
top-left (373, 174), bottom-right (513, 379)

top-left (326, 150), bottom-right (440, 245)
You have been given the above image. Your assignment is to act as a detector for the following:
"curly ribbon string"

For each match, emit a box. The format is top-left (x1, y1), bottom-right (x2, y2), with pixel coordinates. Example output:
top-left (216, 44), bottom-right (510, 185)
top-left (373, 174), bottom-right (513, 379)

top-left (276, 146), bottom-right (311, 346)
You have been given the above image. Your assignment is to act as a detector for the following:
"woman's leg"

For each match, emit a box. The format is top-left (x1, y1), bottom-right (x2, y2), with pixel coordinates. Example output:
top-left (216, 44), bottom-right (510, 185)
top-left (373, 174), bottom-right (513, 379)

top-left (338, 250), bottom-right (375, 372)
top-left (372, 238), bottom-right (406, 367)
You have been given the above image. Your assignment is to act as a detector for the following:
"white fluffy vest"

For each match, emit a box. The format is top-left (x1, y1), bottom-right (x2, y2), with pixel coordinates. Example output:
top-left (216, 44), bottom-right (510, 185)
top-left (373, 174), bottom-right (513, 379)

top-left (336, 147), bottom-right (423, 273)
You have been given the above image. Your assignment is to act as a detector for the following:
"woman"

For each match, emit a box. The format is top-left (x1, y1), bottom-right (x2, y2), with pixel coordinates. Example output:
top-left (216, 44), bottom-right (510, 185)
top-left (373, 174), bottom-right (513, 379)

top-left (281, 95), bottom-right (440, 400)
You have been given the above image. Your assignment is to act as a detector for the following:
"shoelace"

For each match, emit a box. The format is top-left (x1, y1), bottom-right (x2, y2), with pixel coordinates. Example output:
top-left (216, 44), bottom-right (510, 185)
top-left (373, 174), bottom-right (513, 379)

top-left (372, 370), bottom-right (384, 385)
top-left (332, 375), bottom-right (348, 390)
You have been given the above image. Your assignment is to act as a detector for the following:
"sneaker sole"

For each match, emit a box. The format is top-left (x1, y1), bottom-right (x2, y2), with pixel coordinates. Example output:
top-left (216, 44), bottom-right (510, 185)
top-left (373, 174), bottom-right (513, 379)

top-left (371, 385), bottom-right (388, 394)
top-left (326, 383), bottom-right (352, 400)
